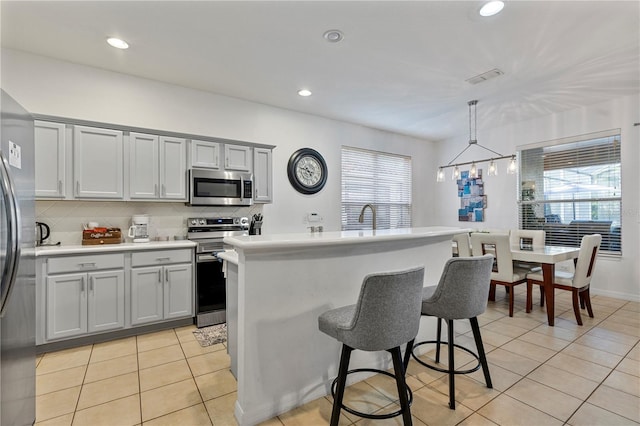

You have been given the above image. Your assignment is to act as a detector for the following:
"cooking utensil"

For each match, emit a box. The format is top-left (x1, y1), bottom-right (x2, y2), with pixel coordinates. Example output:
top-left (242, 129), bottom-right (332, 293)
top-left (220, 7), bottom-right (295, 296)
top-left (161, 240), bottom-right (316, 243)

top-left (35, 222), bottom-right (50, 246)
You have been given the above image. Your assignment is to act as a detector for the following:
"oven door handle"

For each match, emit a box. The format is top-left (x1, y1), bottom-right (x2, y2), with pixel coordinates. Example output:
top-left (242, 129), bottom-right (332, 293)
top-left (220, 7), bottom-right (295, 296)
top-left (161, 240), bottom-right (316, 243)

top-left (197, 254), bottom-right (221, 262)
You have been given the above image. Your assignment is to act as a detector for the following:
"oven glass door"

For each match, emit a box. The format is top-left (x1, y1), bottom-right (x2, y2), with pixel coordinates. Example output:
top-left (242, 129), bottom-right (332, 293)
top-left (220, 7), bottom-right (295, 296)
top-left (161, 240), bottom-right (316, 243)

top-left (196, 259), bottom-right (226, 314)
top-left (193, 177), bottom-right (241, 199)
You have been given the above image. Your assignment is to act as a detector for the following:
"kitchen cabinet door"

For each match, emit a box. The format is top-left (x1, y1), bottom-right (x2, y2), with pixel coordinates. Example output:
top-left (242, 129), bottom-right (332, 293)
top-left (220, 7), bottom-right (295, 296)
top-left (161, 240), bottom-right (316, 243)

top-left (164, 264), bottom-right (193, 319)
top-left (46, 273), bottom-right (87, 340)
top-left (129, 132), bottom-right (160, 199)
top-left (190, 140), bottom-right (220, 169)
top-left (253, 148), bottom-right (273, 203)
top-left (74, 125), bottom-right (124, 199)
top-left (159, 136), bottom-right (187, 200)
top-left (224, 144), bottom-right (252, 172)
top-left (87, 270), bottom-right (125, 333)
top-left (131, 266), bottom-right (164, 325)
top-left (35, 121), bottom-right (66, 198)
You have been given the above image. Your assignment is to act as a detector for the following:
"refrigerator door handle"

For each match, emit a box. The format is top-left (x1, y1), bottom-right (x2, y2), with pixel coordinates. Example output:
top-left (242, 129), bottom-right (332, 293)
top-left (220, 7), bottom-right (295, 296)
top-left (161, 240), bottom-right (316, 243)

top-left (0, 150), bottom-right (22, 317)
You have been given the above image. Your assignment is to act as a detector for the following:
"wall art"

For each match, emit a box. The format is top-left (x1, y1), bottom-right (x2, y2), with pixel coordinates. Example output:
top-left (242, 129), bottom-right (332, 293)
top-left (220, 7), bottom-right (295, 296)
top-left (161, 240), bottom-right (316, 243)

top-left (457, 169), bottom-right (486, 222)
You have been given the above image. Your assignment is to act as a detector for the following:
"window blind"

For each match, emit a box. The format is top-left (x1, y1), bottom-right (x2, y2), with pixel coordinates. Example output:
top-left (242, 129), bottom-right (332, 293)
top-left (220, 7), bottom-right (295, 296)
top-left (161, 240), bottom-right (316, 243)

top-left (518, 130), bottom-right (621, 254)
top-left (341, 146), bottom-right (412, 230)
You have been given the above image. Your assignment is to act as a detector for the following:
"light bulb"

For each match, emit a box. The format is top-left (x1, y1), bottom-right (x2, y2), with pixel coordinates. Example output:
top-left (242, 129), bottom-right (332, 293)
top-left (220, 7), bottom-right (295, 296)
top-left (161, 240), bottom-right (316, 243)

top-left (452, 165), bottom-right (460, 180)
top-left (479, 1), bottom-right (504, 17)
top-left (507, 155), bottom-right (518, 174)
top-left (436, 167), bottom-right (445, 182)
top-left (488, 159), bottom-right (498, 176)
top-left (469, 162), bottom-right (477, 178)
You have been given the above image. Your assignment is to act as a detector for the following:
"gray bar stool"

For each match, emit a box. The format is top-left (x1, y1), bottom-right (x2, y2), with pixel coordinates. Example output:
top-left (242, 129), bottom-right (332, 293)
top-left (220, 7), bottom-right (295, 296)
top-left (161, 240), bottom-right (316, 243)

top-left (409, 255), bottom-right (494, 409)
top-left (318, 267), bottom-right (425, 426)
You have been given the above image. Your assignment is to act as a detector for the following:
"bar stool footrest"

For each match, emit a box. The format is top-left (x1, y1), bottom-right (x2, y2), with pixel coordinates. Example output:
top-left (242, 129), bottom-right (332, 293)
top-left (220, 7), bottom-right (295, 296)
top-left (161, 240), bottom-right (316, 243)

top-left (411, 340), bottom-right (481, 375)
top-left (331, 368), bottom-right (413, 420)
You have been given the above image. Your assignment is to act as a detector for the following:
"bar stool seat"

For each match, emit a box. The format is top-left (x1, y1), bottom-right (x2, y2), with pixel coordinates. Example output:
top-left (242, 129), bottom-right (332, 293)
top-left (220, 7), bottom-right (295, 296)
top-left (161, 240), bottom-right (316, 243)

top-left (318, 267), bottom-right (425, 426)
top-left (410, 255), bottom-right (494, 410)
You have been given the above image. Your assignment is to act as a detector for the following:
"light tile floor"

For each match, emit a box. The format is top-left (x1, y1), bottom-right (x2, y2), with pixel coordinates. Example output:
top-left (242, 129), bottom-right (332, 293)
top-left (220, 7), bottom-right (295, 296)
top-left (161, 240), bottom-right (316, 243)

top-left (36, 288), bottom-right (640, 425)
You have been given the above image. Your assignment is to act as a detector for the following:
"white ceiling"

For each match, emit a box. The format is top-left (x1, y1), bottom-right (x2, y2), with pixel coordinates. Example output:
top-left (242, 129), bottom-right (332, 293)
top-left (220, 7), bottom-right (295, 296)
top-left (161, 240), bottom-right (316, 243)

top-left (1, 1), bottom-right (639, 141)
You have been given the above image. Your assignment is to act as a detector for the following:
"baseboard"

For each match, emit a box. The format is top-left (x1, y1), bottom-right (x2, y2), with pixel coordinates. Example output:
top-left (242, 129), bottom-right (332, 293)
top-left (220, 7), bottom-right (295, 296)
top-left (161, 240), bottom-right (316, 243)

top-left (591, 288), bottom-right (640, 302)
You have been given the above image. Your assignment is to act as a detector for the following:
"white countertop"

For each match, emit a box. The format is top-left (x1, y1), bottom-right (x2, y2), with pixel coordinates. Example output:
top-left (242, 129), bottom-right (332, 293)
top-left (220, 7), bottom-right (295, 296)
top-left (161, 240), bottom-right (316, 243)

top-left (224, 226), bottom-right (469, 251)
top-left (35, 240), bottom-right (196, 257)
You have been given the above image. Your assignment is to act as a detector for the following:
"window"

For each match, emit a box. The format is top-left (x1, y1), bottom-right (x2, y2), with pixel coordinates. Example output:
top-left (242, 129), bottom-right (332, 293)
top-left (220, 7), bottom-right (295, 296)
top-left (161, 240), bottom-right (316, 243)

top-left (518, 130), bottom-right (621, 254)
top-left (341, 146), bottom-right (412, 230)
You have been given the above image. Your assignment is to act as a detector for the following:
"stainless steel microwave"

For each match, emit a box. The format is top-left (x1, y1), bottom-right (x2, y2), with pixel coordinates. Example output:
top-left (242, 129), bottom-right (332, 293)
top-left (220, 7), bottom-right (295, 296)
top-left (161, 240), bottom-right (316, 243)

top-left (188, 169), bottom-right (253, 206)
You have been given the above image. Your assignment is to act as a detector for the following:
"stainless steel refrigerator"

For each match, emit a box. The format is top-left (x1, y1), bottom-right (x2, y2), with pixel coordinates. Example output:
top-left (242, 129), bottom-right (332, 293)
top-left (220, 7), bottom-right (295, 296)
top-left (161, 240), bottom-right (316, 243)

top-left (0, 89), bottom-right (36, 425)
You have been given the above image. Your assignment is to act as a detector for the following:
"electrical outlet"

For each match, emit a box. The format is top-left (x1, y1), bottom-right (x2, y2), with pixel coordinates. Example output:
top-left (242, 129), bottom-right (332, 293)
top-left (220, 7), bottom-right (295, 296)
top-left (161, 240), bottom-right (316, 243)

top-left (8, 141), bottom-right (22, 169)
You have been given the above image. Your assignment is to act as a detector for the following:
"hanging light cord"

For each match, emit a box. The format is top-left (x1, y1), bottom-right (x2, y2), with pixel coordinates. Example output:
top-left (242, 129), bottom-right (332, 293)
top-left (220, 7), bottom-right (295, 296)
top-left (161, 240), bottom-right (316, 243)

top-left (442, 100), bottom-right (513, 168)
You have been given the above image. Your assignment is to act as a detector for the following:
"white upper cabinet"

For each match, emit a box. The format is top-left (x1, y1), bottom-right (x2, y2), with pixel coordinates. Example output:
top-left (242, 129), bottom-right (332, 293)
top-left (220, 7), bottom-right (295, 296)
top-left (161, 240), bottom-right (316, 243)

top-left (35, 121), bottom-right (66, 198)
top-left (129, 133), bottom-right (186, 200)
top-left (129, 132), bottom-right (160, 199)
top-left (253, 148), bottom-right (273, 203)
top-left (224, 144), bottom-right (252, 172)
top-left (159, 136), bottom-right (187, 200)
top-left (74, 126), bottom-right (124, 199)
top-left (190, 140), bottom-right (220, 169)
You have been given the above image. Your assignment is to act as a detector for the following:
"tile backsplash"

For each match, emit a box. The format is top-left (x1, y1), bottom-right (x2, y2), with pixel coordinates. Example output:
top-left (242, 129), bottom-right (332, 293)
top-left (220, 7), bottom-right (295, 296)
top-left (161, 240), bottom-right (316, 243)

top-left (36, 200), bottom-right (263, 245)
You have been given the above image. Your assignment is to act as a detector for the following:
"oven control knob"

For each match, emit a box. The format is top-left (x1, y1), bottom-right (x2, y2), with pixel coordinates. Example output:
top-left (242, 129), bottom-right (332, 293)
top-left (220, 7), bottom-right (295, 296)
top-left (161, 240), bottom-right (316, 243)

top-left (199, 219), bottom-right (206, 225)
top-left (190, 219), bottom-right (198, 226)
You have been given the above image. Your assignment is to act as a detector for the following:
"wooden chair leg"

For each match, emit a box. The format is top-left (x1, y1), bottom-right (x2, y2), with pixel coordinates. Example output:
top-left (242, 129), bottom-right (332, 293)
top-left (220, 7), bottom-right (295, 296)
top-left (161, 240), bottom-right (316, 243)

top-left (571, 288), bottom-right (583, 326)
top-left (539, 286), bottom-right (545, 307)
top-left (488, 283), bottom-right (496, 301)
top-left (526, 281), bottom-right (533, 313)
top-left (583, 288), bottom-right (594, 318)
top-left (331, 345), bottom-right (352, 426)
top-left (508, 285), bottom-right (515, 317)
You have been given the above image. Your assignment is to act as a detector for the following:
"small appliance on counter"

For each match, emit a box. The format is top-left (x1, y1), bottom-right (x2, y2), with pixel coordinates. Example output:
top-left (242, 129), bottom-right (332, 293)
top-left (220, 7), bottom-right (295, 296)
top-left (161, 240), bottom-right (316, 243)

top-left (249, 213), bottom-right (263, 235)
top-left (82, 223), bottom-right (122, 245)
top-left (128, 214), bottom-right (150, 243)
top-left (35, 221), bottom-right (50, 246)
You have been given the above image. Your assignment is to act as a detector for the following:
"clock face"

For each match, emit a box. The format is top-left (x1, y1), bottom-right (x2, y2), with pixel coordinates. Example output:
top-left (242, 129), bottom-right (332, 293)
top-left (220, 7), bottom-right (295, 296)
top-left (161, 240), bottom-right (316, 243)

top-left (287, 148), bottom-right (328, 194)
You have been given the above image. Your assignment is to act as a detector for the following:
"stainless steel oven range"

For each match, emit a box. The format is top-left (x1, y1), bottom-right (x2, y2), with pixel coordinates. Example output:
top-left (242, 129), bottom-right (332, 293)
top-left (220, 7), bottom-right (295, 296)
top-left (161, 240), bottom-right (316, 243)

top-left (187, 216), bottom-right (249, 328)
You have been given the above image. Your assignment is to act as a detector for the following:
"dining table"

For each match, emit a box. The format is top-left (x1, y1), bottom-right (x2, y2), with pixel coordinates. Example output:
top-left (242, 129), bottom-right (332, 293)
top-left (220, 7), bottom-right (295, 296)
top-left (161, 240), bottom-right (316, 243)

top-left (510, 245), bottom-right (581, 326)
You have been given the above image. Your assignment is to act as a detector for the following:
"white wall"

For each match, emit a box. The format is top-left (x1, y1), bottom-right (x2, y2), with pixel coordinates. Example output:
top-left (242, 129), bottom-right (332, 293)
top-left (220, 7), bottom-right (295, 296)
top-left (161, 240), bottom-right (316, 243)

top-left (1, 49), bottom-right (438, 238)
top-left (434, 94), bottom-right (640, 301)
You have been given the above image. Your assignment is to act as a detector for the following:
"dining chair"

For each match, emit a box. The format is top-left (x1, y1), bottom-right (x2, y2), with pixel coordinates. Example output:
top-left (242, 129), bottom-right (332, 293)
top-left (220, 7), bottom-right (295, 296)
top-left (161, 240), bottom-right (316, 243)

top-left (471, 233), bottom-right (530, 317)
top-left (526, 234), bottom-right (601, 325)
top-left (509, 229), bottom-right (545, 249)
top-left (452, 233), bottom-right (471, 257)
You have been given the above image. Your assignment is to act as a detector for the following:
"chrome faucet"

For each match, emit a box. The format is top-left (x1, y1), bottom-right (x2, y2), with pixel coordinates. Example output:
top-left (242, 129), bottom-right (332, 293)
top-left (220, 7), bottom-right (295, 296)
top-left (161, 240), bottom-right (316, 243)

top-left (358, 204), bottom-right (377, 230)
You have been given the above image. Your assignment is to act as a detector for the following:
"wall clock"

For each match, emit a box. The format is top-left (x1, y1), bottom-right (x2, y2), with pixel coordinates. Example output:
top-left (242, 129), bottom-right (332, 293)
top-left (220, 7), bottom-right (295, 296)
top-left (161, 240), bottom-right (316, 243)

top-left (287, 148), bottom-right (328, 194)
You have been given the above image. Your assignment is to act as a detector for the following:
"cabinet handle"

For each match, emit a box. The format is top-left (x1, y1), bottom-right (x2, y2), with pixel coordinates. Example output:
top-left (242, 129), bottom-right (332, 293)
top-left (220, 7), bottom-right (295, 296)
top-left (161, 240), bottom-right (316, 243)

top-left (158, 270), bottom-right (162, 283)
top-left (78, 262), bottom-right (96, 269)
top-left (161, 184), bottom-right (166, 196)
top-left (76, 181), bottom-right (80, 196)
top-left (165, 269), bottom-right (169, 282)
top-left (81, 276), bottom-right (85, 293)
top-left (90, 276), bottom-right (94, 292)
top-left (226, 157), bottom-right (229, 168)
top-left (155, 257), bottom-right (171, 262)
top-left (154, 184), bottom-right (158, 196)
top-left (58, 180), bottom-right (62, 194)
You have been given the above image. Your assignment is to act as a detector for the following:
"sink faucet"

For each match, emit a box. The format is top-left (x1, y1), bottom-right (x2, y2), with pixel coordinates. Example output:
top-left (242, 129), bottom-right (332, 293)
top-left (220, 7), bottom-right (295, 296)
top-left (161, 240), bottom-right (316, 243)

top-left (358, 204), bottom-right (377, 230)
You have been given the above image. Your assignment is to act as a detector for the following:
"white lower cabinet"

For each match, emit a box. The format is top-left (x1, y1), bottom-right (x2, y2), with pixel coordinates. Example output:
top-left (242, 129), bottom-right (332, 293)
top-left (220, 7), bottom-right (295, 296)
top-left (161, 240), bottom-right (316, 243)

top-left (46, 269), bottom-right (125, 340)
top-left (40, 248), bottom-right (194, 344)
top-left (130, 249), bottom-right (194, 326)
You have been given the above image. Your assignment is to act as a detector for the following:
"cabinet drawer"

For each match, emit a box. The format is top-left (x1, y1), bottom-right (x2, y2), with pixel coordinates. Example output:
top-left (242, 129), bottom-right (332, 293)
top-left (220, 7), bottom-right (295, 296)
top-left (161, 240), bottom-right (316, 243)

top-left (131, 249), bottom-right (192, 267)
top-left (48, 253), bottom-right (125, 274)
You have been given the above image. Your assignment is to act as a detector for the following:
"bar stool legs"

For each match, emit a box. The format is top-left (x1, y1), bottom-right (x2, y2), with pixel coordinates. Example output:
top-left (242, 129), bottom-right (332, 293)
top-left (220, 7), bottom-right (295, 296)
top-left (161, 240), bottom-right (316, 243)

top-left (331, 342), bottom-right (414, 426)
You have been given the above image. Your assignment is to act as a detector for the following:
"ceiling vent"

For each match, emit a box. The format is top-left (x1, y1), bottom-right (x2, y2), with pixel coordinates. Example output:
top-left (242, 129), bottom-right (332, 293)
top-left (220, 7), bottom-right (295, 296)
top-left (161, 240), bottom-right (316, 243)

top-left (466, 68), bottom-right (504, 85)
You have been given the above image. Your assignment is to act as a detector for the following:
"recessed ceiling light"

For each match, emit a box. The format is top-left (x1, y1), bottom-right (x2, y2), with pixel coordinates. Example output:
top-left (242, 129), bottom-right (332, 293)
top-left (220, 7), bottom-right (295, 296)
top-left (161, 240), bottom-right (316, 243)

top-left (297, 89), bottom-right (312, 97)
top-left (479, 1), bottom-right (504, 17)
top-left (323, 30), bottom-right (344, 43)
top-left (107, 37), bottom-right (129, 49)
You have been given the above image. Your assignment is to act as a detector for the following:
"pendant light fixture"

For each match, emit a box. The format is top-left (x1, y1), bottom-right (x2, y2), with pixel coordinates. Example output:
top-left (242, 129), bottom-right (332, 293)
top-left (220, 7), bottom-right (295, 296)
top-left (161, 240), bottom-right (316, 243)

top-left (437, 100), bottom-right (517, 182)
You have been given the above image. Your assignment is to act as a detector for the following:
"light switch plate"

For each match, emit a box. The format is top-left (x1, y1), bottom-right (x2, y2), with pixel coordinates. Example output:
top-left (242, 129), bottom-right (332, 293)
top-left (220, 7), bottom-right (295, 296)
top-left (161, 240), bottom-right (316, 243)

top-left (9, 141), bottom-right (22, 169)
top-left (306, 212), bottom-right (323, 223)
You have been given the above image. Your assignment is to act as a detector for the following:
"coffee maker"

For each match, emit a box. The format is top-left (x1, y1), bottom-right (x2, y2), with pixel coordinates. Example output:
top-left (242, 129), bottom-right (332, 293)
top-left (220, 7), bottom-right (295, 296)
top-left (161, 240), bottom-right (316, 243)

top-left (128, 214), bottom-right (150, 243)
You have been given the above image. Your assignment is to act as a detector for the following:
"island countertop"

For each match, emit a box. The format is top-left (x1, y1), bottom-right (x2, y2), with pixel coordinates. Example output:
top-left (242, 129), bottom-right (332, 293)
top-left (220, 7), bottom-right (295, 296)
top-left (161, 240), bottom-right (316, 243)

top-left (224, 226), bottom-right (469, 251)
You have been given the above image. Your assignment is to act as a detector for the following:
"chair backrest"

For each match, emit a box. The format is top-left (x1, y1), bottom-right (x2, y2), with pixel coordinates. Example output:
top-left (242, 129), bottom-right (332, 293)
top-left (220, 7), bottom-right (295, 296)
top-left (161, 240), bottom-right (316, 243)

top-left (510, 229), bottom-right (545, 248)
top-left (422, 255), bottom-right (494, 320)
top-left (573, 234), bottom-right (602, 288)
top-left (470, 232), bottom-right (514, 282)
top-left (347, 267), bottom-right (425, 351)
top-left (452, 233), bottom-right (471, 257)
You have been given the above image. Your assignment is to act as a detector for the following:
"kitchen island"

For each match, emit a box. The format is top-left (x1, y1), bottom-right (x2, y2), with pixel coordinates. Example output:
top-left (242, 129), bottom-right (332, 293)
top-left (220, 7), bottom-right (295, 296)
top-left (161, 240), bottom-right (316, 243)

top-left (222, 226), bottom-right (467, 425)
